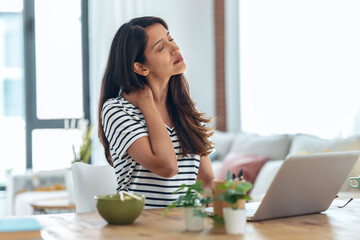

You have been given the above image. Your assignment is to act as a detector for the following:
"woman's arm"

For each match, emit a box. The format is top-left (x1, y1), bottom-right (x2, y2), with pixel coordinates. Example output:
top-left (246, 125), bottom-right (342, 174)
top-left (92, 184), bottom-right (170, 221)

top-left (196, 155), bottom-right (215, 190)
top-left (122, 86), bottom-right (178, 178)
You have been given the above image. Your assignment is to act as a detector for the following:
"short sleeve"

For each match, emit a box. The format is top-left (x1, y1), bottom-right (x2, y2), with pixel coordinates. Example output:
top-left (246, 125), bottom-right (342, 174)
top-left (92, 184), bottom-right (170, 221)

top-left (102, 99), bottom-right (149, 160)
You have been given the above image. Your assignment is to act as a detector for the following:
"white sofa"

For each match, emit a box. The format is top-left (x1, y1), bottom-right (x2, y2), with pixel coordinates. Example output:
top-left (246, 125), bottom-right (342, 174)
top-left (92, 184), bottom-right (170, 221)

top-left (6, 169), bottom-right (68, 215)
top-left (7, 132), bottom-right (360, 215)
top-left (210, 131), bottom-right (360, 201)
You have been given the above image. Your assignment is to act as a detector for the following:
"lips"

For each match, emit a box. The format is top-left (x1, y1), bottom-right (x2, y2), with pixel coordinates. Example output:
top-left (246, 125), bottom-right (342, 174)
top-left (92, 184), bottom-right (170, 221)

top-left (174, 54), bottom-right (183, 64)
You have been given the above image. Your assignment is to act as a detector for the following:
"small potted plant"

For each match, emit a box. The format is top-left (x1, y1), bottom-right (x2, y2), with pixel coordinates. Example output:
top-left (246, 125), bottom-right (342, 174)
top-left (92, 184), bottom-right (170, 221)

top-left (162, 180), bottom-right (212, 231)
top-left (218, 180), bottom-right (253, 234)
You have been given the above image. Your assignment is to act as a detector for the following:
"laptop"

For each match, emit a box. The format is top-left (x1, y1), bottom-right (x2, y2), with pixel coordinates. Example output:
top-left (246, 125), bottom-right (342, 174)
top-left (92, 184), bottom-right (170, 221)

top-left (209, 151), bottom-right (360, 221)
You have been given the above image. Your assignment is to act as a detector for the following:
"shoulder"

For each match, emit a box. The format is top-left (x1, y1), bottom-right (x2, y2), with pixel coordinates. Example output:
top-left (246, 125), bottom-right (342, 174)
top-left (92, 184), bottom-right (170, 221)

top-left (102, 96), bottom-right (138, 116)
top-left (101, 96), bottom-right (146, 131)
top-left (102, 96), bottom-right (124, 110)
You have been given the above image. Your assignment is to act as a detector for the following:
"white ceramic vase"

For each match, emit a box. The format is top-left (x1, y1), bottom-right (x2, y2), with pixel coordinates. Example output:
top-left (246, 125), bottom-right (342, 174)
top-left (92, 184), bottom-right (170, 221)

top-left (64, 168), bottom-right (75, 204)
top-left (223, 207), bottom-right (246, 234)
top-left (183, 207), bottom-right (204, 231)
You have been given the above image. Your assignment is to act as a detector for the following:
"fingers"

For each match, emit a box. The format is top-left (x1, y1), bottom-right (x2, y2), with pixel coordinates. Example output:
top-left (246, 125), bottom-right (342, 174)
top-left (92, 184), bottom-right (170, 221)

top-left (121, 85), bottom-right (153, 107)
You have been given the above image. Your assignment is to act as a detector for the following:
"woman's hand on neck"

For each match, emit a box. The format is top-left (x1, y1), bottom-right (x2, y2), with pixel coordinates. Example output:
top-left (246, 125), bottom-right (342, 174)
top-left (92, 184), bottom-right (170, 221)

top-left (121, 85), bottom-right (154, 109)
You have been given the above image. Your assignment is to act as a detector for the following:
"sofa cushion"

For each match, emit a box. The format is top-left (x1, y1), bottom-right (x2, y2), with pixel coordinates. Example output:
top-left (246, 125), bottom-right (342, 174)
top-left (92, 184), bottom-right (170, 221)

top-left (289, 134), bottom-right (360, 155)
top-left (211, 161), bottom-right (223, 178)
top-left (211, 131), bottom-right (236, 161)
top-left (216, 152), bottom-right (269, 184)
top-left (250, 160), bottom-right (283, 201)
top-left (230, 133), bottom-right (291, 160)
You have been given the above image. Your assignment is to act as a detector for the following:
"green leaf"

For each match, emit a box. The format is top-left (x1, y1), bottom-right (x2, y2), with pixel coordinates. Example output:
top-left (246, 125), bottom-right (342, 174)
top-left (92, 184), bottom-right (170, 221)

top-left (200, 197), bottom-right (213, 205)
top-left (161, 207), bottom-right (172, 216)
top-left (173, 184), bottom-right (187, 194)
top-left (226, 170), bottom-right (231, 181)
top-left (235, 182), bottom-right (253, 192)
top-left (212, 214), bottom-right (224, 226)
top-left (72, 125), bottom-right (92, 164)
top-left (162, 180), bottom-right (210, 215)
top-left (219, 181), bottom-right (235, 190)
top-left (243, 195), bottom-right (252, 201)
top-left (218, 188), bottom-right (253, 206)
top-left (193, 209), bottom-right (208, 218)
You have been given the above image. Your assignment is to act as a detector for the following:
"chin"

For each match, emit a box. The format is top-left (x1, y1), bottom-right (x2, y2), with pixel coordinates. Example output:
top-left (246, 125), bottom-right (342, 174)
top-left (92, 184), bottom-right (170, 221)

top-left (175, 63), bottom-right (186, 75)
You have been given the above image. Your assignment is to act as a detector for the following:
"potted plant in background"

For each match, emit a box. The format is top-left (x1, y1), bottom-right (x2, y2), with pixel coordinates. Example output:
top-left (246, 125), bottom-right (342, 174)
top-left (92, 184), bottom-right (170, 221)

top-left (162, 180), bottom-right (212, 231)
top-left (71, 124), bottom-right (92, 164)
top-left (218, 180), bottom-right (253, 234)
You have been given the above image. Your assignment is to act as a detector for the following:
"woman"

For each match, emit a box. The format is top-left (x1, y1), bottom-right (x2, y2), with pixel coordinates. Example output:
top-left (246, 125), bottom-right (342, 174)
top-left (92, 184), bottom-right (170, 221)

top-left (98, 16), bottom-right (215, 208)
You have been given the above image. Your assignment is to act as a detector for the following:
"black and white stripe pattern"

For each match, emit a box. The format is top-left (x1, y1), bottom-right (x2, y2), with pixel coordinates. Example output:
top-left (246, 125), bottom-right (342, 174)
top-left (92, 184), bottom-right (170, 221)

top-left (102, 96), bottom-right (200, 208)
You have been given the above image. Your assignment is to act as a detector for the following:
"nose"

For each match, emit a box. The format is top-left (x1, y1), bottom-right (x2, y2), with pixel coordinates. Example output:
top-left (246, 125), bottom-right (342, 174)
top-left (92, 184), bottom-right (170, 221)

top-left (170, 42), bottom-right (180, 55)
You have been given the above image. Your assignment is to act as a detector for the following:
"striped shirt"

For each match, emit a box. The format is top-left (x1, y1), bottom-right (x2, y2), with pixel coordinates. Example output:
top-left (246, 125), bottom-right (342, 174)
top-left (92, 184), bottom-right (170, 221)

top-left (101, 95), bottom-right (200, 208)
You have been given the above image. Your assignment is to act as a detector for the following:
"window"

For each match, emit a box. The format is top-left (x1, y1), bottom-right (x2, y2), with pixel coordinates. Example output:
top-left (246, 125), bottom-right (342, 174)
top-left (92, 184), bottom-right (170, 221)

top-left (0, 0), bottom-right (89, 188)
top-left (24, 0), bottom-right (90, 172)
top-left (239, 0), bottom-right (360, 138)
top-left (28, 0), bottom-right (88, 172)
top-left (0, 0), bottom-right (25, 187)
top-left (34, 0), bottom-right (83, 120)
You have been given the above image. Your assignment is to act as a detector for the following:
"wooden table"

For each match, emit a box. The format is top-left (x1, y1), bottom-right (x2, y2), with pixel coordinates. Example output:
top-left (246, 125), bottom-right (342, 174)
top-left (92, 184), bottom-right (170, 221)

top-left (29, 198), bottom-right (360, 240)
top-left (30, 198), bottom-right (76, 214)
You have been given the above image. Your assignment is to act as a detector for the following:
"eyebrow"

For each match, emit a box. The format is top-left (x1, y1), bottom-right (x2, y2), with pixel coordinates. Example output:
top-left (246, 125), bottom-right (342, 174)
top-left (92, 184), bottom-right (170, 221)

top-left (152, 32), bottom-right (170, 49)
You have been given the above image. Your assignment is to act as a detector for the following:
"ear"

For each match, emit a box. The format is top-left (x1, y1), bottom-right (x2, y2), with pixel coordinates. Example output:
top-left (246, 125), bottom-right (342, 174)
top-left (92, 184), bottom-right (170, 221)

top-left (133, 62), bottom-right (149, 76)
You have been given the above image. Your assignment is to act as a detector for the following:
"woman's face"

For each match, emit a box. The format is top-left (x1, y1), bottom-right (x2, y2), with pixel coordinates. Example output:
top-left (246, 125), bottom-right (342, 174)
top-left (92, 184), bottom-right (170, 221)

top-left (143, 23), bottom-right (186, 80)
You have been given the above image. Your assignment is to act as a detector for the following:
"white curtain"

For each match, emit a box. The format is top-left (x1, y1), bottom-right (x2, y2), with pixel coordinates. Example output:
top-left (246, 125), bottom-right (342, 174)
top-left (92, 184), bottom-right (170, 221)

top-left (88, 0), bottom-right (145, 164)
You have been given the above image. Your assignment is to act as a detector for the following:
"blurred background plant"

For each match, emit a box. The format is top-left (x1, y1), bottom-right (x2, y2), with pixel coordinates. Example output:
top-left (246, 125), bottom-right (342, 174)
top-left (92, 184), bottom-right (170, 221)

top-left (72, 124), bottom-right (92, 164)
top-left (5, 168), bottom-right (14, 176)
top-left (64, 118), bottom-right (92, 164)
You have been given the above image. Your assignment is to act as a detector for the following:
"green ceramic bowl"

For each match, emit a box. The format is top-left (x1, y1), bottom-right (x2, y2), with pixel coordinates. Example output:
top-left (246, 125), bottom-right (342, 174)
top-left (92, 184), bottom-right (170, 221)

top-left (94, 193), bottom-right (145, 225)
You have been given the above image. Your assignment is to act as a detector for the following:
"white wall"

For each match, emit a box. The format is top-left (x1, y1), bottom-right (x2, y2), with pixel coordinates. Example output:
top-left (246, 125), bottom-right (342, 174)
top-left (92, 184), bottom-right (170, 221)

top-left (89, 0), bottom-right (215, 164)
top-left (239, 0), bottom-right (360, 138)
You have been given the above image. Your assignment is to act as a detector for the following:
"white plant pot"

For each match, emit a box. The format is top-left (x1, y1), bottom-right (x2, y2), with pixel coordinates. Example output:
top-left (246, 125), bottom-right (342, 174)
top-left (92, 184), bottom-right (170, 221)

top-left (183, 207), bottom-right (204, 231)
top-left (64, 168), bottom-right (75, 204)
top-left (223, 207), bottom-right (246, 234)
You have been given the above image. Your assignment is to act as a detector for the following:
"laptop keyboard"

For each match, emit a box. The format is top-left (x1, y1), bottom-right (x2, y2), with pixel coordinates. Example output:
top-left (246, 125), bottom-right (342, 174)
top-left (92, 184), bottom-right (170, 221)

top-left (246, 201), bottom-right (261, 217)
top-left (204, 201), bottom-right (261, 218)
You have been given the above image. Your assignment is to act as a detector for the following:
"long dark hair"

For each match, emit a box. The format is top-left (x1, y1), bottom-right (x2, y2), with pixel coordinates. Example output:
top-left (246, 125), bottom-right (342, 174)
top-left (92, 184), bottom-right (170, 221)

top-left (98, 16), bottom-right (214, 166)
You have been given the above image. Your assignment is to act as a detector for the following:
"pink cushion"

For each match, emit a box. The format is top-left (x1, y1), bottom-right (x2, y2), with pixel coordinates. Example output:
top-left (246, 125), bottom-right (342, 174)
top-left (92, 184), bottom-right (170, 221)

top-left (217, 153), bottom-right (269, 184)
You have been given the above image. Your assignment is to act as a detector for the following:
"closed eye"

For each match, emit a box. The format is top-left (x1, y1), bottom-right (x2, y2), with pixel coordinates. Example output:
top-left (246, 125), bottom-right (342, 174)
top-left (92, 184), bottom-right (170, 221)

top-left (157, 36), bottom-right (175, 52)
top-left (158, 38), bottom-right (174, 52)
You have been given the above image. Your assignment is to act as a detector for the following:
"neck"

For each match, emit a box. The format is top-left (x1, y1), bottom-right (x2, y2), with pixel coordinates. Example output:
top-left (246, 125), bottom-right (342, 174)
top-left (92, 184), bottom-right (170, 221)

top-left (147, 77), bottom-right (170, 106)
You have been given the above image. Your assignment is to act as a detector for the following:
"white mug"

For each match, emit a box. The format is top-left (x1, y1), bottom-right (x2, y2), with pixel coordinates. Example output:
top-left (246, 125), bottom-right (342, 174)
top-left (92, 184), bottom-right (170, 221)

top-left (349, 177), bottom-right (360, 189)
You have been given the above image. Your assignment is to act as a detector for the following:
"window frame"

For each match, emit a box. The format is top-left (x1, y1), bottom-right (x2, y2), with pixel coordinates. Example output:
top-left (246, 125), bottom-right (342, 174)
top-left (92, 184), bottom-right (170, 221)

top-left (23, 0), bottom-right (90, 170)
